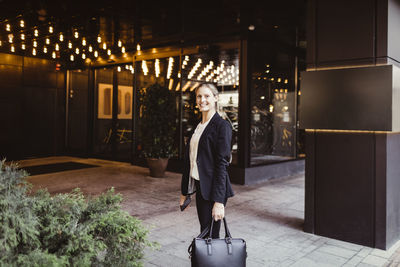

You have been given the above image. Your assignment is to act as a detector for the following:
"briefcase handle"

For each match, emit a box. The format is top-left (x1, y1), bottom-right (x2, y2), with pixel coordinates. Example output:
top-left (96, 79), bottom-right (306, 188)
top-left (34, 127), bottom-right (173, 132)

top-left (196, 217), bottom-right (232, 239)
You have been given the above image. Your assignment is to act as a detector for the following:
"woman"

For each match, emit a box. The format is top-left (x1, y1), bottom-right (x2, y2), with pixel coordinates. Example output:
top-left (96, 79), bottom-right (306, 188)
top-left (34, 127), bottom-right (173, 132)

top-left (180, 83), bottom-right (234, 238)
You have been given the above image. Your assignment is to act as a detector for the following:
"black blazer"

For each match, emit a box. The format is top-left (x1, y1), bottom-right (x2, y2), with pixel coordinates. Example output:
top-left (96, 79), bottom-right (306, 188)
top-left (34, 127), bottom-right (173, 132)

top-left (181, 112), bottom-right (234, 203)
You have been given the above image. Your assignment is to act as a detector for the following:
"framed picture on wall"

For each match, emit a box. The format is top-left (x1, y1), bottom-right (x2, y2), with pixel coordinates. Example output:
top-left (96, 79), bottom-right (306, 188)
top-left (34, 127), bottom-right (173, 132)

top-left (97, 83), bottom-right (133, 119)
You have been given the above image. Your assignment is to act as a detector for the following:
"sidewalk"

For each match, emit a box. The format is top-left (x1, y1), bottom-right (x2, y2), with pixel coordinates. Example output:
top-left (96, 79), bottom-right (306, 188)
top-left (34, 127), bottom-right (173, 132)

top-left (19, 156), bottom-right (400, 267)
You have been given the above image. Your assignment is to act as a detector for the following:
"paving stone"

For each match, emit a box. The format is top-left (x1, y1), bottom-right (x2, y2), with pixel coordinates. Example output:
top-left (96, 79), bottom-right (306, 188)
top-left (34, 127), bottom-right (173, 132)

top-left (361, 255), bottom-right (388, 266)
top-left (343, 255), bottom-right (364, 266)
top-left (317, 244), bottom-right (358, 259)
top-left (305, 250), bottom-right (348, 266)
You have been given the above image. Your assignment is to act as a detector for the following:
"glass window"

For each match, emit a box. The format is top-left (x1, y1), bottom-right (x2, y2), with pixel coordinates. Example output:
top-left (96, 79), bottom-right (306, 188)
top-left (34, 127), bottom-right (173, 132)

top-left (249, 41), bottom-right (297, 165)
top-left (181, 45), bottom-right (239, 164)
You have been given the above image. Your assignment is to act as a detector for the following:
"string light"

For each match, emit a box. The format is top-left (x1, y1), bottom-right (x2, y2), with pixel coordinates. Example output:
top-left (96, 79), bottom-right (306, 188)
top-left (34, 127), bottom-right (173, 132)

top-left (136, 44), bottom-right (141, 51)
top-left (75, 48), bottom-right (79, 54)
top-left (20, 33), bottom-right (25, 40)
top-left (52, 51), bottom-right (56, 59)
top-left (82, 38), bottom-right (86, 46)
top-left (117, 66), bottom-right (121, 72)
top-left (21, 43), bottom-right (25, 50)
top-left (46, 38), bottom-right (50, 45)
top-left (82, 53), bottom-right (86, 59)
top-left (34, 29), bottom-right (39, 37)
top-left (88, 45), bottom-right (93, 52)
top-left (55, 43), bottom-right (59, 51)
top-left (20, 20), bottom-right (24, 28)
top-left (118, 40), bottom-right (122, 47)
top-left (8, 34), bottom-right (13, 43)
top-left (68, 41), bottom-right (72, 49)
top-left (32, 48), bottom-right (36, 56)
top-left (142, 60), bottom-right (148, 75)
top-left (121, 46), bottom-right (125, 53)
top-left (33, 40), bottom-right (37, 47)
top-left (10, 45), bottom-right (15, 52)
top-left (70, 55), bottom-right (74, 61)
top-left (102, 43), bottom-right (107, 50)
top-left (43, 46), bottom-right (47, 53)
top-left (49, 25), bottom-right (53, 33)
top-left (59, 33), bottom-right (64, 42)
top-left (107, 49), bottom-right (111, 56)
top-left (6, 24), bottom-right (10, 31)
top-left (97, 35), bottom-right (101, 43)
top-left (74, 31), bottom-right (79, 39)
top-left (94, 50), bottom-right (98, 57)
top-left (0, 41), bottom-right (2, 46)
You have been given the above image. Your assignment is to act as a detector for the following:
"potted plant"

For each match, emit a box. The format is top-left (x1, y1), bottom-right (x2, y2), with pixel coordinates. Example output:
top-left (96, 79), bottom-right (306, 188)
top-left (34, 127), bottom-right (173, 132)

top-left (140, 83), bottom-right (176, 177)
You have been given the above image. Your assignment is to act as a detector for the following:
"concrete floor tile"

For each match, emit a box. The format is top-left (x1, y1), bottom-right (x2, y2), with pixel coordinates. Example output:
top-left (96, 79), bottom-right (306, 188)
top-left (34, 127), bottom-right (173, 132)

top-left (317, 244), bottom-right (358, 259)
top-left (361, 255), bottom-right (388, 266)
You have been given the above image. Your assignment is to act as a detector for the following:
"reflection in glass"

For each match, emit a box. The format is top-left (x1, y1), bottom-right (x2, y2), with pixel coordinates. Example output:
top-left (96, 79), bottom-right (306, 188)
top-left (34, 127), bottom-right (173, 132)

top-left (250, 42), bottom-right (296, 165)
top-left (125, 93), bottom-right (131, 114)
top-left (104, 88), bottom-right (112, 115)
top-left (181, 47), bottom-right (239, 164)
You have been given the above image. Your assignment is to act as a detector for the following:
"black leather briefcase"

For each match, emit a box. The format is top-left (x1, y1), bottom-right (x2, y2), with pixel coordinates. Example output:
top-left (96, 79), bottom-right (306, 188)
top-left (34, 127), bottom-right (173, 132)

top-left (188, 217), bottom-right (247, 267)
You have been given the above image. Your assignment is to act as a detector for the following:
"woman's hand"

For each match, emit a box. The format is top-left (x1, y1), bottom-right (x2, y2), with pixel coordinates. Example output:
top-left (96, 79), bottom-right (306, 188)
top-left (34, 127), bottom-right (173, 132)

top-left (212, 202), bottom-right (225, 221)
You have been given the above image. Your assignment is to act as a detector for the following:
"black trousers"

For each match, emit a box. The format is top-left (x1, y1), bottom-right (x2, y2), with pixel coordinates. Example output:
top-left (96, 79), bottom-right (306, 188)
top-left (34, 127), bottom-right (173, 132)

top-left (195, 180), bottom-right (225, 238)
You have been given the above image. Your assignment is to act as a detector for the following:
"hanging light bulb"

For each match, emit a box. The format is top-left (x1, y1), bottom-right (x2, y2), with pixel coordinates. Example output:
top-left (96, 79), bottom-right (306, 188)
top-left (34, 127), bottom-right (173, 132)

top-left (34, 29), bottom-right (39, 37)
top-left (8, 34), bottom-right (13, 43)
top-left (6, 24), bottom-right (10, 31)
top-left (33, 40), bottom-right (37, 47)
top-left (118, 40), bottom-right (122, 47)
top-left (20, 20), bottom-right (24, 28)
top-left (94, 50), bottom-right (98, 57)
top-left (10, 45), bottom-right (15, 52)
top-left (88, 45), bottom-right (93, 52)
top-left (59, 33), bottom-right (64, 42)
top-left (0, 41), bottom-right (2, 46)
top-left (20, 33), bottom-right (25, 40)
top-left (67, 41), bottom-right (72, 49)
top-left (70, 54), bottom-right (74, 61)
top-left (43, 46), bottom-right (47, 53)
top-left (82, 38), bottom-right (86, 46)
top-left (102, 43), bottom-right (107, 50)
top-left (107, 49), bottom-right (111, 56)
top-left (136, 44), bottom-right (141, 51)
top-left (32, 48), bottom-right (36, 56)
top-left (121, 46), bottom-right (125, 53)
top-left (55, 43), bottom-right (59, 51)
top-left (21, 43), bottom-right (25, 50)
top-left (97, 35), bottom-right (101, 43)
top-left (117, 66), bottom-right (121, 72)
top-left (52, 51), bottom-right (56, 59)
top-left (45, 38), bottom-right (50, 45)
top-left (74, 31), bottom-right (79, 39)
top-left (75, 48), bottom-right (79, 54)
top-left (49, 25), bottom-right (53, 33)
top-left (82, 53), bottom-right (86, 59)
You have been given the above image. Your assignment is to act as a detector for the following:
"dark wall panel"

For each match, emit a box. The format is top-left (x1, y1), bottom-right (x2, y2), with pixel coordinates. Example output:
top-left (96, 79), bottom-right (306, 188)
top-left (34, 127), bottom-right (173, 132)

top-left (300, 65), bottom-right (393, 131)
top-left (316, 0), bottom-right (375, 64)
top-left (388, 0), bottom-right (400, 62)
top-left (315, 132), bottom-right (375, 246)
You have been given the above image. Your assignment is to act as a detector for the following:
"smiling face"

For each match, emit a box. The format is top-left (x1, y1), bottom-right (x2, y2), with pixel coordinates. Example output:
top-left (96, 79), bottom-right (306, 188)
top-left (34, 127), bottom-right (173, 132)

top-left (196, 85), bottom-right (218, 112)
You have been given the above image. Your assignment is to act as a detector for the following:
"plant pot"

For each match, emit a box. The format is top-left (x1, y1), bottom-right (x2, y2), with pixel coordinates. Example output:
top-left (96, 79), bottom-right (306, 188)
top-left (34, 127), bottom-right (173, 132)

top-left (146, 158), bottom-right (169, 178)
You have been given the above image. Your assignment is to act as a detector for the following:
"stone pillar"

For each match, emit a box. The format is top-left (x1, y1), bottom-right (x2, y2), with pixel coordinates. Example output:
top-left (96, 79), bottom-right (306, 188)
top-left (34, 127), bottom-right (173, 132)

top-left (301, 0), bottom-right (400, 249)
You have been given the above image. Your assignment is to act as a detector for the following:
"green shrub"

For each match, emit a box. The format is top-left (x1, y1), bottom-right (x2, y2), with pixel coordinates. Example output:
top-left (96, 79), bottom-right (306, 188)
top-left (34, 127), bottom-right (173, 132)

top-left (0, 160), bottom-right (156, 267)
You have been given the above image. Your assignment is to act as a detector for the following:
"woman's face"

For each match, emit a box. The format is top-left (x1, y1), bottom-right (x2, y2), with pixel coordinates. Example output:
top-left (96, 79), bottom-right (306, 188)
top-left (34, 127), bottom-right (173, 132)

top-left (196, 86), bottom-right (218, 112)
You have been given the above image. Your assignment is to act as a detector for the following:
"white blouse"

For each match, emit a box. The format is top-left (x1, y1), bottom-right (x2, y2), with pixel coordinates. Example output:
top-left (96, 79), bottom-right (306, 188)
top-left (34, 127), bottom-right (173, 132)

top-left (189, 116), bottom-right (212, 180)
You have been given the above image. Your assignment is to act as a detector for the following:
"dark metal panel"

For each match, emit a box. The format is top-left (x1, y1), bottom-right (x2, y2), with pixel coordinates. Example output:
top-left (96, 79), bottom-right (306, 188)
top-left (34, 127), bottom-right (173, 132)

top-left (315, 131), bottom-right (375, 246)
top-left (376, 0), bottom-right (389, 59)
top-left (299, 65), bottom-right (393, 131)
top-left (304, 130), bottom-right (316, 233)
top-left (374, 132), bottom-right (387, 249)
top-left (385, 133), bottom-right (400, 248)
top-left (315, 0), bottom-right (375, 65)
top-left (306, 0), bottom-right (317, 69)
top-left (0, 53), bottom-right (23, 66)
top-left (0, 64), bottom-right (22, 88)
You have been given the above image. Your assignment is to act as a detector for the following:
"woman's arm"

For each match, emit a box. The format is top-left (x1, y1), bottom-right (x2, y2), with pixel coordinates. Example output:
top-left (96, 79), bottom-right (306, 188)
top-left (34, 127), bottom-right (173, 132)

top-left (211, 120), bottom-right (232, 203)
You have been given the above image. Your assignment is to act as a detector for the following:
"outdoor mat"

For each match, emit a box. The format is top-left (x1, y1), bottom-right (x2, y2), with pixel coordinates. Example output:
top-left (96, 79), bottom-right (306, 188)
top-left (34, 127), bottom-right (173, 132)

top-left (22, 161), bottom-right (99, 176)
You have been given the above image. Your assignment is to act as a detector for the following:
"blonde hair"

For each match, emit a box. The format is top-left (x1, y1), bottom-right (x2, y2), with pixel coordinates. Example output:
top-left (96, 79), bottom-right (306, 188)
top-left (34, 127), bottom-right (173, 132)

top-left (195, 83), bottom-right (219, 110)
